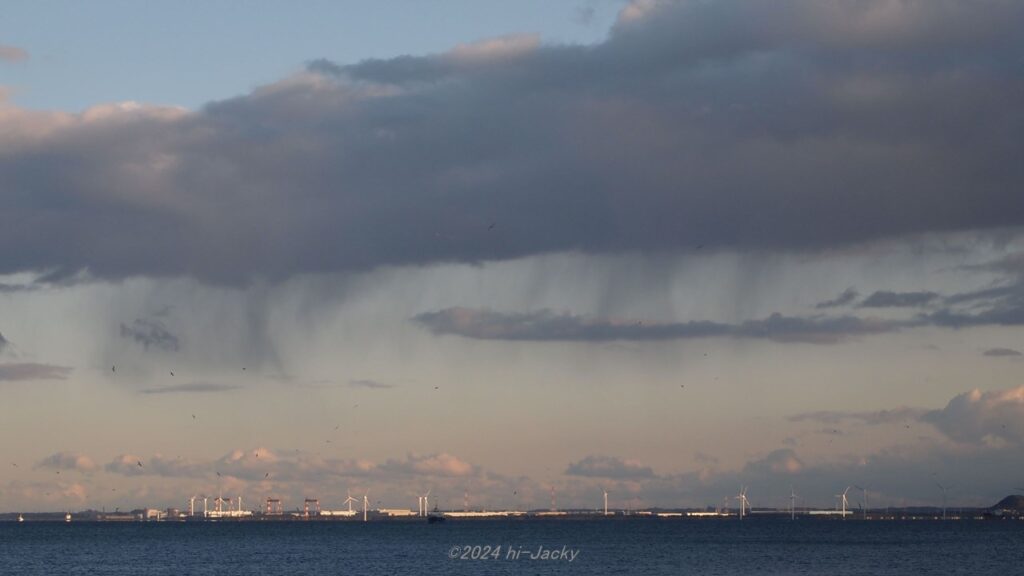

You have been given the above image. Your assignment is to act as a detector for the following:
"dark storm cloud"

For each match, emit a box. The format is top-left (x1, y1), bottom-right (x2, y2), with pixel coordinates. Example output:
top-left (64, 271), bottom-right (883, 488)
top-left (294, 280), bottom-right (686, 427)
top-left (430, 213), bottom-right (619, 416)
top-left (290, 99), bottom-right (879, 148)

top-left (815, 288), bottom-right (859, 309)
top-left (983, 347), bottom-right (1022, 357)
top-left (0, 363), bottom-right (72, 381)
top-left (566, 455), bottom-right (655, 479)
top-left (119, 318), bottom-right (180, 352)
top-left (414, 307), bottom-right (901, 344)
top-left (860, 290), bottom-right (939, 308)
top-left (1, 0), bottom-right (1023, 284)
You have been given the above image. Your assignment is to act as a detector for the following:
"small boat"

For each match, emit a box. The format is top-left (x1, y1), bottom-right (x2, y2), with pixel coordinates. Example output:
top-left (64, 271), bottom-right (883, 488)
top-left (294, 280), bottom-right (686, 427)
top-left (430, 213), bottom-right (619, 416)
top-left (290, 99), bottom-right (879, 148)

top-left (427, 505), bottom-right (445, 524)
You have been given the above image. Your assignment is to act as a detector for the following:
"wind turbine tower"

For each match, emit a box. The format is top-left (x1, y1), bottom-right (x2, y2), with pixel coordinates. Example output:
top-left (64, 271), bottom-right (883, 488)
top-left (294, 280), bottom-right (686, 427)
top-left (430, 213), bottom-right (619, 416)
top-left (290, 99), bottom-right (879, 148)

top-left (854, 485), bottom-right (868, 519)
top-left (735, 486), bottom-right (749, 520)
top-left (936, 483), bottom-right (949, 520)
top-left (603, 489), bottom-right (609, 516)
top-left (363, 493), bottom-right (369, 522)
top-left (418, 488), bottom-right (431, 517)
top-left (790, 487), bottom-right (797, 521)
top-left (836, 487), bottom-right (851, 519)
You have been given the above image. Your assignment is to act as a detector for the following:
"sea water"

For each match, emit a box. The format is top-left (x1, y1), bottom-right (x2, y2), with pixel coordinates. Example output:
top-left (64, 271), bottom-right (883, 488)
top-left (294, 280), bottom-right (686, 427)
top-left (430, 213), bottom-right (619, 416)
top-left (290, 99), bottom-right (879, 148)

top-left (2, 518), bottom-right (1021, 575)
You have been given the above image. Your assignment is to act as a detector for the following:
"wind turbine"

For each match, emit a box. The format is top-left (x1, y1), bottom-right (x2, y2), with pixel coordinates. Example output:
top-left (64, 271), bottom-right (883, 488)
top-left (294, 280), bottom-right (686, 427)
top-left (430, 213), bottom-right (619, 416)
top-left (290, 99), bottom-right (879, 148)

top-left (603, 488), bottom-right (609, 516)
top-left (363, 492), bottom-right (370, 522)
top-left (789, 487), bottom-right (797, 521)
top-left (836, 487), bottom-right (850, 518)
top-left (418, 488), bottom-right (431, 517)
top-left (936, 483), bottom-right (950, 520)
top-left (343, 490), bottom-right (357, 513)
top-left (734, 486), bottom-right (749, 520)
top-left (854, 485), bottom-right (869, 519)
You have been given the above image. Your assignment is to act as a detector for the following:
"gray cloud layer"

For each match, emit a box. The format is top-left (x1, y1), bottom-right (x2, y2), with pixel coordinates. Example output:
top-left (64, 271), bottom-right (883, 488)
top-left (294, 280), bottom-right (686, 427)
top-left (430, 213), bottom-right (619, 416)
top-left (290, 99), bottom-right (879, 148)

top-left (119, 318), bottom-right (180, 352)
top-left (860, 290), bottom-right (939, 308)
top-left (414, 254), bottom-right (1024, 344)
top-left (35, 452), bottom-right (96, 473)
top-left (2, 0), bottom-right (1023, 284)
top-left (415, 307), bottom-right (898, 344)
top-left (922, 387), bottom-right (1024, 445)
top-left (566, 455), bottom-right (655, 479)
top-left (815, 288), bottom-right (859, 309)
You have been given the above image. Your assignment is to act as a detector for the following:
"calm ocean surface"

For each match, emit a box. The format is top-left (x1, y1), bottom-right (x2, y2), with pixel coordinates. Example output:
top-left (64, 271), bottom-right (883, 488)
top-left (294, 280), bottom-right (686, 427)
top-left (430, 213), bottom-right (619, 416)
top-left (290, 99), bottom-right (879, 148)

top-left (2, 518), bottom-right (1022, 575)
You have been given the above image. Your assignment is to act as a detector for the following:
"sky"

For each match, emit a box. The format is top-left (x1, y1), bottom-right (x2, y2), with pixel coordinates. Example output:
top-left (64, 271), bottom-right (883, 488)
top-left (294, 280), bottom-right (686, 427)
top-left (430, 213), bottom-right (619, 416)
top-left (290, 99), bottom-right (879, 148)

top-left (2, 0), bottom-right (1024, 514)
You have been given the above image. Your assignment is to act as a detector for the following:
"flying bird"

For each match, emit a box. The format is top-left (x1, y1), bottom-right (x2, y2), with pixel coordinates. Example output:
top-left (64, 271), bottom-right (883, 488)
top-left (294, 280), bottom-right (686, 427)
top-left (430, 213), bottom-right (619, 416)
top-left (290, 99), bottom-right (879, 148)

top-left (192, 414), bottom-right (196, 420)
top-left (112, 365), bottom-right (116, 373)
top-left (487, 222), bottom-right (496, 230)
top-left (170, 371), bottom-right (174, 376)
top-left (137, 461), bottom-right (143, 467)
top-left (265, 473), bottom-right (270, 479)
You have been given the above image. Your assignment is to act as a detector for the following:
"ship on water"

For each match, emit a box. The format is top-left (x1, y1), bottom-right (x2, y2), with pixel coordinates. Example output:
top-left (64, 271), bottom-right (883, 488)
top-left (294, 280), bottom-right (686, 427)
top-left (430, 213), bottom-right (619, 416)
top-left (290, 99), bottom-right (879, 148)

top-left (427, 505), bottom-right (445, 524)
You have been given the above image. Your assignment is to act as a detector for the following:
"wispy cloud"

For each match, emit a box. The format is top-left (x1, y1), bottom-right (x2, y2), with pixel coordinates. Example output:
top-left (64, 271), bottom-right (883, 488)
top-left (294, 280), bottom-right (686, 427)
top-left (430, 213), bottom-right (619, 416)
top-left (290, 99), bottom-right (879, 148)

top-left (983, 347), bottom-right (1022, 357)
top-left (140, 382), bottom-right (238, 395)
top-left (788, 407), bottom-right (927, 426)
top-left (0, 363), bottom-right (72, 382)
top-left (349, 379), bottom-right (395, 389)
top-left (0, 44), bottom-right (28, 62)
